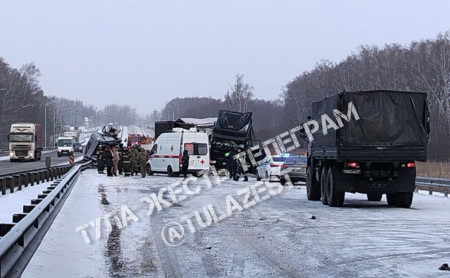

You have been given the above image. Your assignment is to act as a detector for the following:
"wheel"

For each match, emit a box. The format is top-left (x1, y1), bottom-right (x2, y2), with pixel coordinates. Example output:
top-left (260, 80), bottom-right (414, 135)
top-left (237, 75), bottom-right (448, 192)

top-left (256, 173), bottom-right (261, 181)
top-left (306, 166), bottom-right (321, 201)
top-left (57, 153), bottom-right (61, 157)
top-left (280, 178), bottom-right (286, 185)
top-left (37, 152), bottom-right (41, 161)
top-left (394, 192), bottom-right (414, 208)
top-left (326, 167), bottom-right (345, 207)
top-left (167, 166), bottom-right (174, 177)
top-left (320, 167), bottom-right (328, 205)
top-left (146, 164), bottom-right (154, 175)
top-left (367, 193), bottom-right (383, 201)
top-left (265, 171), bottom-right (269, 180)
top-left (387, 193), bottom-right (396, 206)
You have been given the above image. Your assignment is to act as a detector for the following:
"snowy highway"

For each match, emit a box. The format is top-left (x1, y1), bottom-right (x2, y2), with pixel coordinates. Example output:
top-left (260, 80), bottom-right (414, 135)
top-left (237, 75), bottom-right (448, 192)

top-left (0, 151), bottom-right (84, 176)
top-left (21, 169), bottom-right (450, 278)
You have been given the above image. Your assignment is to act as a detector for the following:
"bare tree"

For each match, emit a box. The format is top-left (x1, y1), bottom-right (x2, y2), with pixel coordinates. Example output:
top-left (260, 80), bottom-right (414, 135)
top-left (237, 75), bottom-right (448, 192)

top-left (225, 74), bottom-right (254, 112)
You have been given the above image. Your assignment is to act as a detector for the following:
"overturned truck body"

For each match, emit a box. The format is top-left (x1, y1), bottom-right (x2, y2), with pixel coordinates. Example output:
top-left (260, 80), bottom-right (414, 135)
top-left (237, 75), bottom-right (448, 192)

top-left (306, 90), bottom-right (430, 208)
top-left (84, 126), bottom-right (122, 162)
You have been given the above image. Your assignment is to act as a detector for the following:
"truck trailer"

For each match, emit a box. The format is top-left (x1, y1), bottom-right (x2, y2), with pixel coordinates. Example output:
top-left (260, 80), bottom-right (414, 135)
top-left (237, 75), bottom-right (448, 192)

top-left (8, 123), bottom-right (43, 162)
top-left (305, 90), bottom-right (429, 208)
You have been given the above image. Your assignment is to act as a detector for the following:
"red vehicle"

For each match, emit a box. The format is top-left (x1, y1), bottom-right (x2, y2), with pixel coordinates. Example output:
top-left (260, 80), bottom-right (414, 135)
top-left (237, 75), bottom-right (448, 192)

top-left (140, 136), bottom-right (149, 145)
top-left (127, 134), bottom-right (141, 148)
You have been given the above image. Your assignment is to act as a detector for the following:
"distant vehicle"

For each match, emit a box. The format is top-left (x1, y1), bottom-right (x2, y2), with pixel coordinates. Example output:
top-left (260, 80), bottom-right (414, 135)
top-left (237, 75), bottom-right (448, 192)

top-left (8, 123), bottom-right (43, 162)
top-left (73, 143), bottom-right (83, 153)
top-left (56, 136), bottom-right (76, 157)
top-left (127, 134), bottom-right (141, 148)
top-left (306, 90), bottom-right (430, 208)
top-left (63, 130), bottom-right (81, 142)
top-left (140, 136), bottom-right (150, 145)
top-left (256, 154), bottom-right (289, 185)
top-left (283, 155), bottom-right (307, 183)
top-left (147, 129), bottom-right (210, 176)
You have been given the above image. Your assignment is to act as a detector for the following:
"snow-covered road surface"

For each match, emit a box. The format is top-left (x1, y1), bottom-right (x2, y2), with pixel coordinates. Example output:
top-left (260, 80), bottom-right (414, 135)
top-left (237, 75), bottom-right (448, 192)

top-left (23, 169), bottom-right (450, 278)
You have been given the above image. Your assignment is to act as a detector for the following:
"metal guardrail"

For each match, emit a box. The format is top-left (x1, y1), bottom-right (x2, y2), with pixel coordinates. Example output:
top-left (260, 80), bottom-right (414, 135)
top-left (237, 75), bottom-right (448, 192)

top-left (0, 160), bottom-right (92, 278)
top-left (415, 176), bottom-right (450, 197)
top-left (0, 166), bottom-right (73, 195)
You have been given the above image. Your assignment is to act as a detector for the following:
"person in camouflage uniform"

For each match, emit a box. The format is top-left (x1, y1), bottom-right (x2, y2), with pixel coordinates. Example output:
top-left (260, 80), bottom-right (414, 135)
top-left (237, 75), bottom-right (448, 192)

top-left (117, 145), bottom-right (124, 175)
top-left (96, 144), bottom-right (105, 174)
top-left (121, 148), bottom-right (131, 177)
top-left (138, 148), bottom-right (149, 178)
top-left (130, 146), bottom-right (139, 176)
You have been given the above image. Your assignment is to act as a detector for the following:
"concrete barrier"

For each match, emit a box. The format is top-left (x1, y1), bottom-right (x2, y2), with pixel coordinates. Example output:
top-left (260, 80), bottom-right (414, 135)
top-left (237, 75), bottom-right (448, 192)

top-left (0, 178), bottom-right (6, 195)
top-left (19, 173), bottom-right (27, 189)
top-left (12, 175), bottom-right (20, 191)
top-left (27, 173), bottom-right (33, 186)
top-left (5, 176), bottom-right (14, 193)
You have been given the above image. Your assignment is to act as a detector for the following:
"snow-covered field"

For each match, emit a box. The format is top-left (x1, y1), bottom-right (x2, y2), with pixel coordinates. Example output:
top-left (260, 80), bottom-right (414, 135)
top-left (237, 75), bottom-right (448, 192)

top-left (23, 169), bottom-right (450, 278)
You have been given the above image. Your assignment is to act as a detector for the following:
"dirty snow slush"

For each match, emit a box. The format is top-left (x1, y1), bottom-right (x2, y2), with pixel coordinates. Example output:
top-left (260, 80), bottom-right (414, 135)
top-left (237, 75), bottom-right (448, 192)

top-left (23, 169), bottom-right (450, 278)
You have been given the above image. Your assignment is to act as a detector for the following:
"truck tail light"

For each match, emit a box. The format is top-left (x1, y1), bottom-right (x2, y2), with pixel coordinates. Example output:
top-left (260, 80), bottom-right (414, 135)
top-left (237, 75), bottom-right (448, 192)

top-left (406, 162), bottom-right (415, 168)
top-left (347, 161), bottom-right (360, 168)
top-left (281, 164), bottom-right (288, 169)
top-left (270, 164), bottom-right (278, 167)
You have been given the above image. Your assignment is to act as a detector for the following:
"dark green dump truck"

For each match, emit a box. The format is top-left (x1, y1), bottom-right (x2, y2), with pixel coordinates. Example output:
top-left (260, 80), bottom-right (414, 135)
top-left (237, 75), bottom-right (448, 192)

top-left (306, 90), bottom-right (430, 208)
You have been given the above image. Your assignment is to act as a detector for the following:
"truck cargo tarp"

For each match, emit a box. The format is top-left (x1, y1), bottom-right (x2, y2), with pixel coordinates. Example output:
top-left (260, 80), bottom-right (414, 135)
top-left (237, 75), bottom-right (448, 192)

top-left (214, 110), bottom-right (252, 137)
top-left (312, 91), bottom-right (428, 147)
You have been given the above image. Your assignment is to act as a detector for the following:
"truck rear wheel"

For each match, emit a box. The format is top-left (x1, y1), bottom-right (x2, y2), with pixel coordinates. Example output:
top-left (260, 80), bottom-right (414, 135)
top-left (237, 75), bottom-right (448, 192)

top-left (306, 167), bottom-right (321, 201)
top-left (367, 193), bottom-right (383, 201)
top-left (387, 192), bottom-right (413, 208)
top-left (326, 167), bottom-right (345, 207)
top-left (386, 193), bottom-right (396, 206)
top-left (320, 167), bottom-right (328, 205)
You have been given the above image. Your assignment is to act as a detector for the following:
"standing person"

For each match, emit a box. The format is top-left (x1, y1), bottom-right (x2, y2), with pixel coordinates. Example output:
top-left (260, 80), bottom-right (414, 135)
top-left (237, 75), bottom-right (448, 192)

top-left (225, 148), bottom-right (237, 179)
top-left (130, 146), bottom-right (135, 176)
top-left (112, 145), bottom-right (120, 176)
top-left (96, 144), bottom-right (105, 174)
top-left (235, 148), bottom-right (248, 181)
top-left (103, 146), bottom-right (114, 177)
top-left (131, 146), bottom-right (139, 176)
top-left (138, 148), bottom-right (148, 178)
top-left (182, 149), bottom-right (190, 179)
top-left (117, 145), bottom-right (124, 175)
top-left (121, 148), bottom-right (131, 177)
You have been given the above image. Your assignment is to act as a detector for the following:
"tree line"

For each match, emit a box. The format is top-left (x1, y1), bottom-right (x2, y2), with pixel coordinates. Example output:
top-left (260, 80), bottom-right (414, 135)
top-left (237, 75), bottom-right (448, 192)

top-left (150, 74), bottom-right (286, 141)
top-left (283, 32), bottom-right (450, 161)
top-left (0, 58), bottom-right (139, 149)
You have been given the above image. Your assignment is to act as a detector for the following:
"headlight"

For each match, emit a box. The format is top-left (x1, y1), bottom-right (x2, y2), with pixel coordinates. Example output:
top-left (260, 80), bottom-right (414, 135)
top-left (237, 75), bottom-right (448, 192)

top-left (10, 151), bottom-right (14, 157)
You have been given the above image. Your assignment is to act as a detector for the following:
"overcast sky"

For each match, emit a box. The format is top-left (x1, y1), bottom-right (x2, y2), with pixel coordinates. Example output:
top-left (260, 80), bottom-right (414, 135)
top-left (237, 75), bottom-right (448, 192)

top-left (0, 1), bottom-right (449, 115)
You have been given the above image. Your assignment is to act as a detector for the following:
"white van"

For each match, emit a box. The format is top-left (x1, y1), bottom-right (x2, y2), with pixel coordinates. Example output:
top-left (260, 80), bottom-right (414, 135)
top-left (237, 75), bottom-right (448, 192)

top-left (147, 129), bottom-right (210, 176)
top-left (56, 136), bottom-right (76, 157)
